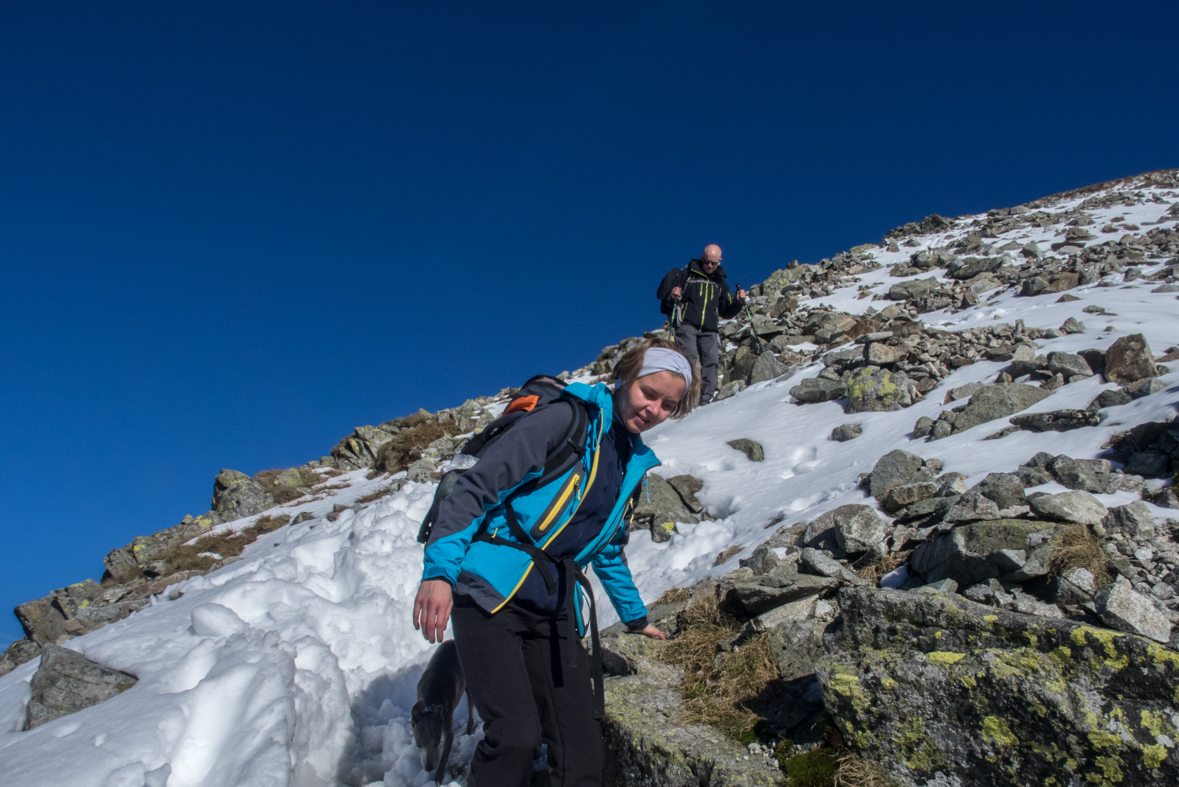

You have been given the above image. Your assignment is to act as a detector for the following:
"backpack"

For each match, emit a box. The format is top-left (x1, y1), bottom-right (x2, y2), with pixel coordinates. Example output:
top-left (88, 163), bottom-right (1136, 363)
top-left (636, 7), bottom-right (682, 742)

top-left (416, 375), bottom-right (591, 544)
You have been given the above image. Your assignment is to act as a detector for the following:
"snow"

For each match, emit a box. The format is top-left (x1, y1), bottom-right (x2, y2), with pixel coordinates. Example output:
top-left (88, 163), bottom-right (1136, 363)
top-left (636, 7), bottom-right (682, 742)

top-left (2, 180), bottom-right (1177, 786)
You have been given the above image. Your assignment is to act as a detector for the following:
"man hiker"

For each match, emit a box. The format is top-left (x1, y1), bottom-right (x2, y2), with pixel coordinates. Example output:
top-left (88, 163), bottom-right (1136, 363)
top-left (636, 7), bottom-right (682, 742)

top-left (657, 244), bottom-right (747, 404)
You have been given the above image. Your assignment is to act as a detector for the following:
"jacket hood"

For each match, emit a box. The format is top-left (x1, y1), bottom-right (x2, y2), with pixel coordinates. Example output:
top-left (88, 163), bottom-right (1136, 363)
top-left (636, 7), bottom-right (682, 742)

top-left (688, 259), bottom-right (728, 281)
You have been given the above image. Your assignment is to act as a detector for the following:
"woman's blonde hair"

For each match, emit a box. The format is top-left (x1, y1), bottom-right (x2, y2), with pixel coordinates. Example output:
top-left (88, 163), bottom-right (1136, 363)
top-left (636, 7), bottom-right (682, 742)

top-left (611, 338), bottom-right (701, 418)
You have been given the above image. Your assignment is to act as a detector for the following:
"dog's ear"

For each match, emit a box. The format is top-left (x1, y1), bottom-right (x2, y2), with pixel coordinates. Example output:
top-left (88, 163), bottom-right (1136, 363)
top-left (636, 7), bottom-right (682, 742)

top-left (432, 704), bottom-right (445, 720)
top-left (411, 699), bottom-right (426, 720)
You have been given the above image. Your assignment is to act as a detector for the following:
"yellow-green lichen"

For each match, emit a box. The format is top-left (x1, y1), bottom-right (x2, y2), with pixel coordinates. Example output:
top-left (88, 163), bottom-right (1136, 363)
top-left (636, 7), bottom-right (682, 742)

top-left (981, 716), bottom-right (1018, 747)
top-left (959, 675), bottom-right (977, 689)
top-left (1146, 643), bottom-right (1179, 670)
top-left (1142, 743), bottom-right (1168, 769)
top-left (1094, 755), bottom-right (1124, 783)
top-left (928, 651), bottom-right (966, 665)
top-left (1087, 731), bottom-right (1123, 750)
top-left (1140, 710), bottom-right (1176, 739)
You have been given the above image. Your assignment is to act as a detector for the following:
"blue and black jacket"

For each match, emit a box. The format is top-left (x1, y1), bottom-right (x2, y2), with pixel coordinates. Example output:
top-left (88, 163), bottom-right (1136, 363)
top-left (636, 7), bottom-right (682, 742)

top-left (421, 382), bottom-right (658, 631)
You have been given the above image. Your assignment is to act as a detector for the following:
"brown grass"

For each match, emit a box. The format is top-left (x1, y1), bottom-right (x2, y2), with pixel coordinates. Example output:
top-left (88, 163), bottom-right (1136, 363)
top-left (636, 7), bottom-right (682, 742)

top-left (658, 594), bottom-right (780, 739)
top-left (254, 467), bottom-right (324, 504)
top-left (355, 486), bottom-right (396, 505)
top-left (834, 753), bottom-right (895, 787)
top-left (854, 552), bottom-right (909, 583)
top-left (375, 419), bottom-right (460, 473)
top-left (116, 514), bottom-right (293, 580)
top-left (1048, 524), bottom-right (1112, 587)
top-left (654, 587), bottom-right (692, 606)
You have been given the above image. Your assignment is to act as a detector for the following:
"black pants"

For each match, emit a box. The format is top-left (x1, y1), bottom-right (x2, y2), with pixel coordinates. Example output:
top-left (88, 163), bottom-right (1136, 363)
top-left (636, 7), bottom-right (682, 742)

top-left (451, 596), bottom-right (604, 787)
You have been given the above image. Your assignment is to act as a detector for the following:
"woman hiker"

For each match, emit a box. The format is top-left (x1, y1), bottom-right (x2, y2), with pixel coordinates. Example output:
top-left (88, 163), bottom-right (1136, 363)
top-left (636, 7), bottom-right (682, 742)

top-left (413, 338), bottom-right (700, 786)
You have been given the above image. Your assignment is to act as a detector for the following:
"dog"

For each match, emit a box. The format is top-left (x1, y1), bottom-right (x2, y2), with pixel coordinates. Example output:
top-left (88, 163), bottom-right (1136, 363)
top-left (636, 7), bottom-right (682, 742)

top-left (411, 640), bottom-right (476, 784)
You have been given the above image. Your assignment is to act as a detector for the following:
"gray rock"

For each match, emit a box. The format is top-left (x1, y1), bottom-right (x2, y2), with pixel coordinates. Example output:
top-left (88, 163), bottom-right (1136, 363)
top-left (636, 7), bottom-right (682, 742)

top-left (975, 472), bottom-right (1028, 510)
top-left (910, 519), bottom-right (1051, 586)
top-left (24, 644), bottom-right (138, 730)
top-left (818, 588), bottom-right (1179, 787)
top-left (845, 367), bottom-right (917, 413)
top-left (1059, 317), bottom-right (1086, 334)
top-left (738, 545), bottom-right (780, 576)
top-left (1125, 451), bottom-right (1170, 476)
top-left (212, 469), bottom-right (275, 523)
top-left (1029, 490), bottom-right (1108, 525)
top-left (0, 638), bottom-right (42, 678)
top-left (942, 489), bottom-right (1003, 524)
top-left (893, 495), bottom-right (958, 525)
top-left (725, 575), bottom-right (838, 619)
top-left (1104, 333), bottom-right (1159, 383)
top-left (800, 548), bottom-right (868, 586)
top-left (888, 277), bottom-right (938, 301)
top-left (830, 423), bottom-right (863, 442)
top-left (1094, 576), bottom-right (1173, 643)
top-left (913, 578), bottom-right (959, 595)
top-left (945, 381), bottom-right (984, 403)
top-left (1046, 351), bottom-right (1093, 377)
top-left (1088, 388), bottom-right (1134, 410)
top-left (1065, 567), bottom-right (1096, 594)
top-left (1011, 409), bottom-right (1102, 433)
top-left (1101, 502), bottom-right (1156, 540)
top-left (726, 438), bottom-right (764, 462)
top-left (864, 342), bottom-right (905, 366)
top-left (713, 379), bottom-right (746, 401)
top-left (869, 449), bottom-right (933, 504)
top-left (936, 472), bottom-right (969, 497)
top-left (882, 481), bottom-right (940, 514)
top-left (951, 383), bottom-right (1052, 433)
top-left (912, 416), bottom-right (935, 439)
top-left (756, 596), bottom-right (835, 684)
top-left (632, 474), bottom-right (699, 533)
top-left (789, 376), bottom-right (847, 404)
top-left (748, 352), bottom-right (791, 384)
top-left (667, 475), bottom-right (705, 514)
top-left (801, 510), bottom-right (838, 552)
top-left (832, 504), bottom-right (888, 554)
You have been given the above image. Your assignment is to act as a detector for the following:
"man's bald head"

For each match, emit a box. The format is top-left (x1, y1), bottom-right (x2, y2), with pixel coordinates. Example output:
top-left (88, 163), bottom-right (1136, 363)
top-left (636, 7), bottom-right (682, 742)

top-left (702, 245), bottom-right (722, 266)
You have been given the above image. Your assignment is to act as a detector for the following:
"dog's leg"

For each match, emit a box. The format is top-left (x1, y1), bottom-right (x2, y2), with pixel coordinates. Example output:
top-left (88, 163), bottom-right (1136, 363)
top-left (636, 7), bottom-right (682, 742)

top-left (433, 727), bottom-right (454, 785)
top-left (465, 690), bottom-right (476, 735)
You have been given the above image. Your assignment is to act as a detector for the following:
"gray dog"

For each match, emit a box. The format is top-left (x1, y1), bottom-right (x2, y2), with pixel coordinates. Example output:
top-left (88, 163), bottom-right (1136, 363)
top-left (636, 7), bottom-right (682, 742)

top-left (411, 640), bottom-right (476, 784)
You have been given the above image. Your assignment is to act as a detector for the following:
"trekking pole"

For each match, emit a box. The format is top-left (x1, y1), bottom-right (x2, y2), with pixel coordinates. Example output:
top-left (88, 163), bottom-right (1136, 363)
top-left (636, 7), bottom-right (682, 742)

top-left (737, 284), bottom-right (765, 355)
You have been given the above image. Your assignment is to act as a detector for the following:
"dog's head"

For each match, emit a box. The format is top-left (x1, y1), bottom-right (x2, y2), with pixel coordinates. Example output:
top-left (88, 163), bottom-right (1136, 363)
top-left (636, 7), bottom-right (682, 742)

top-left (411, 699), bottom-right (446, 771)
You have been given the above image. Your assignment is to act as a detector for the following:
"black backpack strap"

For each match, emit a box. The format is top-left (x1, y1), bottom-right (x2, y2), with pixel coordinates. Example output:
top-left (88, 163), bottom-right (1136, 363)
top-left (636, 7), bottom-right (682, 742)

top-left (473, 500), bottom-right (559, 595)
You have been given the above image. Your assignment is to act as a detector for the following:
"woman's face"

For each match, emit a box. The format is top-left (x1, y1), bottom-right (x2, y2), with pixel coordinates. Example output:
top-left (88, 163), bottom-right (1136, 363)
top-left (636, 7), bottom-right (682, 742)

top-left (616, 371), bottom-right (686, 434)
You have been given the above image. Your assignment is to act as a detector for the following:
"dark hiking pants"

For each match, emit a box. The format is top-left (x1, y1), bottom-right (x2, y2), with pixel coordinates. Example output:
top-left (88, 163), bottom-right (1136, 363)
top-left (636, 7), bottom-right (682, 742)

top-left (674, 322), bottom-right (720, 403)
top-left (452, 596), bottom-right (604, 787)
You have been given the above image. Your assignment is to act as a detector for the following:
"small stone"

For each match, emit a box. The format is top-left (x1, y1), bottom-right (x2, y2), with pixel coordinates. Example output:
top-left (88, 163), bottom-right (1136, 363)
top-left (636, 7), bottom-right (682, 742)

top-left (1094, 576), bottom-right (1172, 643)
top-left (1064, 567), bottom-right (1095, 594)
top-left (1029, 490), bottom-right (1108, 525)
top-left (1104, 333), bottom-right (1159, 383)
top-left (1059, 317), bottom-right (1086, 334)
top-left (727, 438), bottom-right (764, 462)
top-left (830, 423), bottom-right (863, 442)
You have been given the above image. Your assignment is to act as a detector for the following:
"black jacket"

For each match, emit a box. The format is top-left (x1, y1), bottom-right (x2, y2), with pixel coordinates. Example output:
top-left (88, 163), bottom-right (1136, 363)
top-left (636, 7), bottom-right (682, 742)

top-left (657, 259), bottom-right (744, 332)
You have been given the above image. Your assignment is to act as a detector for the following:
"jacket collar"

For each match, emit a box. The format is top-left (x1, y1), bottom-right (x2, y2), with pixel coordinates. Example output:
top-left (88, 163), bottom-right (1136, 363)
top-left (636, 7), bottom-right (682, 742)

top-left (688, 259), bottom-right (727, 280)
top-left (561, 381), bottom-right (650, 452)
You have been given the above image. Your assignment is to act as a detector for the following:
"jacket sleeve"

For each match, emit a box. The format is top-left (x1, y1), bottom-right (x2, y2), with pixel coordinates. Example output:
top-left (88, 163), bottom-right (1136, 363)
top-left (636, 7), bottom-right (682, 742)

top-left (591, 523), bottom-right (649, 629)
top-left (717, 277), bottom-right (744, 320)
top-left (421, 402), bottom-right (575, 586)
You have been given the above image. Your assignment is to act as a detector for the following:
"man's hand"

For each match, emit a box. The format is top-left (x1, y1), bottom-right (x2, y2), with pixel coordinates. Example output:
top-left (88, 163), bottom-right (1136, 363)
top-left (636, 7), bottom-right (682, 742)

top-left (633, 623), bottom-right (666, 640)
top-left (735, 288), bottom-right (748, 302)
top-left (670, 286), bottom-right (682, 300)
top-left (413, 579), bottom-right (454, 643)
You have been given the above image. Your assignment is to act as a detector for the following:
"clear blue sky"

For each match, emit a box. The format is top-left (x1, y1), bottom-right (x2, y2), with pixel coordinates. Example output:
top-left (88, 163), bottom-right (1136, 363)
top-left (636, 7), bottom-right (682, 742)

top-left (2, 1), bottom-right (1175, 646)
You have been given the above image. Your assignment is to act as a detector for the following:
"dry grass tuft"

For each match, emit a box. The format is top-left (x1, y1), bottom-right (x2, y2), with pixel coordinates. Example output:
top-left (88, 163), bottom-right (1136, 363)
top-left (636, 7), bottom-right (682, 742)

top-left (254, 467), bottom-right (324, 504)
top-left (834, 753), bottom-right (895, 787)
top-left (854, 552), bottom-right (909, 583)
top-left (659, 593), bottom-right (780, 739)
top-left (1048, 524), bottom-right (1111, 587)
top-left (355, 486), bottom-right (397, 505)
top-left (375, 419), bottom-right (460, 473)
top-left (654, 587), bottom-right (692, 606)
top-left (128, 514), bottom-right (293, 578)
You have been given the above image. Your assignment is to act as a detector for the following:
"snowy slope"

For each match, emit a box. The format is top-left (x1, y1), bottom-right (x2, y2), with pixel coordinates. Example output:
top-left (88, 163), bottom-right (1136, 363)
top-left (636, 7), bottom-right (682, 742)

top-left (1, 176), bottom-right (1176, 786)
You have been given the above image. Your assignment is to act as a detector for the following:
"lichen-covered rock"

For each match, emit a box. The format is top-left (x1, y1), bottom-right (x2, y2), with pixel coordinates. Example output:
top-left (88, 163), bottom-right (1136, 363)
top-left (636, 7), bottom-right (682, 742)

top-left (1010, 408), bottom-right (1102, 432)
top-left (909, 519), bottom-right (1053, 586)
top-left (817, 587), bottom-right (1179, 787)
top-left (845, 367), bottom-right (917, 412)
top-left (831, 504), bottom-right (887, 554)
top-left (211, 469), bottom-right (275, 522)
top-left (830, 423), bottom-right (862, 442)
top-left (632, 474), bottom-right (699, 534)
top-left (0, 638), bottom-right (41, 678)
top-left (869, 449), bottom-right (937, 504)
top-left (789, 377), bottom-right (847, 404)
top-left (727, 438), bottom-right (764, 462)
top-left (24, 644), bottom-right (138, 730)
top-left (1094, 576), bottom-right (1173, 643)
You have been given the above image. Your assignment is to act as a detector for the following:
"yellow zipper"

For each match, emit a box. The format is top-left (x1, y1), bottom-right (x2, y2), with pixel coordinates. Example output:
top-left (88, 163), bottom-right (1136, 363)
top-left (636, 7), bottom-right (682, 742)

top-left (537, 473), bottom-right (582, 533)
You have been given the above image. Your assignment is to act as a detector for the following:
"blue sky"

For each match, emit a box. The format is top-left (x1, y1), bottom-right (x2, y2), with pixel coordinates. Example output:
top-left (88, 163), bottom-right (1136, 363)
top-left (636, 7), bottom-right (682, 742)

top-left (1, 1), bottom-right (1175, 646)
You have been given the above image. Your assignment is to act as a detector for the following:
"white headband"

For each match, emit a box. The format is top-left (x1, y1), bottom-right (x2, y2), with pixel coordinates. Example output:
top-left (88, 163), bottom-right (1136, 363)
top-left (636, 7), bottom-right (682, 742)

top-left (637, 347), bottom-right (692, 388)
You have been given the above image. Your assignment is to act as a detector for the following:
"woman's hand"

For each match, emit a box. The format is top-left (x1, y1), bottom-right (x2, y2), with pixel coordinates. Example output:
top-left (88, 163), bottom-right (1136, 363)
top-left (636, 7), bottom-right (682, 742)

top-left (413, 579), bottom-right (454, 643)
top-left (634, 623), bottom-right (666, 640)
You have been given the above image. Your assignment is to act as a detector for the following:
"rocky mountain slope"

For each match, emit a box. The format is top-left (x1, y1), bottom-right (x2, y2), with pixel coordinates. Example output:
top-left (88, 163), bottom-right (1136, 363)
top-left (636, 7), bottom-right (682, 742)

top-left (2, 169), bottom-right (1178, 786)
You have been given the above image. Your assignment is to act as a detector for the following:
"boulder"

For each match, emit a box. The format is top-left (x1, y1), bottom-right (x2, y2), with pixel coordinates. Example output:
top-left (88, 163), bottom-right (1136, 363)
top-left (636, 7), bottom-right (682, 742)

top-left (1029, 490), bottom-right (1108, 525)
top-left (950, 383), bottom-right (1052, 433)
top-left (789, 377), bottom-right (847, 404)
top-left (726, 438), bottom-right (764, 462)
top-left (0, 638), bottom-right (42, 678)
top-left (748, 352), bottom-right (791, 384)
top-left (831, 504), bottom-right (887, 554)
top-left (1094, 576), bottom-right (1173, 643)
top-left (818, 588), bottom-right (1179, 787)
top-left (24, 644), bottom-right (138, 730)
top-left (631, 474), bottom-right (699, 534)
top-left (829, 423), bottom-right (862, 442)
top-left (845, 367), bottom-right (918, 412)
top-left (800, 548), bottom-right (868, 586)
top-left (211, 469), bottom-right (275, 523)
top-left (881, 481), bottom-right (940, 514)
top-left (666, 475), bottom-right (705, 514)
top-left (1010, 408), bottom-right (1102, 432)
top-left (909, 519), bottom-right (1050, 586)
top-left (1101, 502), bottom-right (1156, 540)
top-left (1104, 333), bottom-right (1159, 383)
top-left (724, 575), bottom-right (838, 620)
top-left (801, 510), bottom-right (838, 552)
top-left (809, 313), bottom-right (859, 345)
top-left (1045, 351), bottom-right (1092, 377)
top-left (974, 472), bottom-right (1027, 510)
top-left (868, 450), bottom-right (936, 504)
top-left (864, 342), bottom-right (905, 366)
top-left (888, 278), bottom-right (938, 301)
